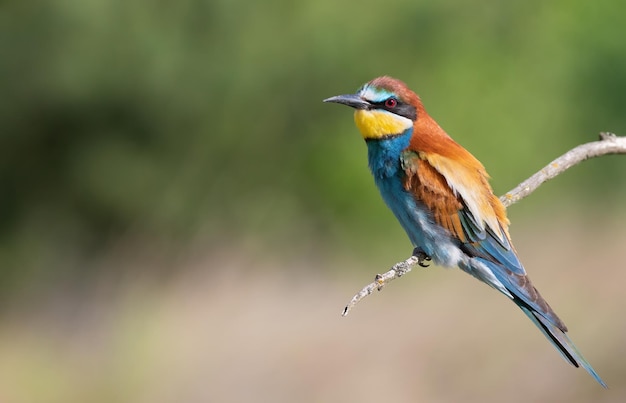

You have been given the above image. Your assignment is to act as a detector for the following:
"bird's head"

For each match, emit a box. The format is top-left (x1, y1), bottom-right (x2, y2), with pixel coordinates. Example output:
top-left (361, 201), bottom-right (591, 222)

top-left (324, 76), bottom-right (422, 140)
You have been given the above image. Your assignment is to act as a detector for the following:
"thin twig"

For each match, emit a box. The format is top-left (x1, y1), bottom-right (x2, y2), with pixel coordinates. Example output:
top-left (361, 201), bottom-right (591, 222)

top-left (342, 255), bottom-right (420, 316)
top-left (500, 132), bottom-right (626, 208)
top-left (342, 132), bottom-right (626, 316)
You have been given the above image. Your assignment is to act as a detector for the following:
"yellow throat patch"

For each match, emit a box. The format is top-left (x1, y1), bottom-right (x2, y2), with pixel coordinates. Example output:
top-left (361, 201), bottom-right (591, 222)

top-left (354, 109), bottom-right (413, 139)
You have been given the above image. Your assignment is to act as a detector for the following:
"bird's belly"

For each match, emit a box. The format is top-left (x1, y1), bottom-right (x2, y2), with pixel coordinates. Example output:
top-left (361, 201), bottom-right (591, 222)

top-left (377, 177), bottom-right (462, 268)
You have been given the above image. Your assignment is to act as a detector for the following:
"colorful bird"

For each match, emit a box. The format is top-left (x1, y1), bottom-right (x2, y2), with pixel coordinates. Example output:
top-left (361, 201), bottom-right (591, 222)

top-left (324, 76), bottom-right (606, 387)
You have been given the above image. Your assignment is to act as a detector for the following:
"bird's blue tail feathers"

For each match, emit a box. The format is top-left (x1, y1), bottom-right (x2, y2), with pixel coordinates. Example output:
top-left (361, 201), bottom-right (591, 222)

top-left (518, 302), bottom-right (607, 388)
top-left (469, 257), bottom-right (607, 388)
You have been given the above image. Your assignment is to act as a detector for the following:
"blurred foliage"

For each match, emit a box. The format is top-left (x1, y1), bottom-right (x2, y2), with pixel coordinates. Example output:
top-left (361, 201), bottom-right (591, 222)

top-left (1, 0), bottom-right (626, 291)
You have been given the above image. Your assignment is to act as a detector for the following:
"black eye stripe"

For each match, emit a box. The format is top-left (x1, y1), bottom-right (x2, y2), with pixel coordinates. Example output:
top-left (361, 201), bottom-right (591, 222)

top-left (371, 99), bottom-right (417, 121)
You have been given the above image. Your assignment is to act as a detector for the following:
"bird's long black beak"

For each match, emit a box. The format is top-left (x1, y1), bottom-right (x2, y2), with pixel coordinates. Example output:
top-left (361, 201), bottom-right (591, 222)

top-left (323, 94), bottom-right (370, 110)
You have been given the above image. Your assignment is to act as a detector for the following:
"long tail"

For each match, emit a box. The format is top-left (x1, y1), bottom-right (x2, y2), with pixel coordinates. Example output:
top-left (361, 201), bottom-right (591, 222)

top-left (517, 299), bottom-right (607, 388)
top-left (468, 256), bottom-right (607, 387)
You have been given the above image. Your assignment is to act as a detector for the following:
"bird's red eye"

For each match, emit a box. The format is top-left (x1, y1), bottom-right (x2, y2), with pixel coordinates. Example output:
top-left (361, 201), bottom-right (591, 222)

top-left (385, 98), bottom-right (397, 108)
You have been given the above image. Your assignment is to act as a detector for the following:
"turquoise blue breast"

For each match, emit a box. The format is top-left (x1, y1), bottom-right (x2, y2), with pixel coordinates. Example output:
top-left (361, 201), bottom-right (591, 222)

top-left (365, 129), bottom-right (456, 261)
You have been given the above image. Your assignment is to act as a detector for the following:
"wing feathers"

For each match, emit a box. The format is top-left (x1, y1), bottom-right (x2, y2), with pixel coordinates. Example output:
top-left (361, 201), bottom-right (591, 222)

top-left (401, 149), bottom-right (525, 277)
top-left (401, 149), bottom-right (510, 245)
top-left (401, 152), bottom-right (466, 242)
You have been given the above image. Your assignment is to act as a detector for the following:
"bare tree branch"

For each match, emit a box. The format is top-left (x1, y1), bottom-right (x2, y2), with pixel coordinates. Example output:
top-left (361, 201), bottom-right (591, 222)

top-left (342, 255), bottom-right (421, 316)
top-left (500, 132), bottom-right (626, 207)
top-left (342, 132), bottom-right (626, 316)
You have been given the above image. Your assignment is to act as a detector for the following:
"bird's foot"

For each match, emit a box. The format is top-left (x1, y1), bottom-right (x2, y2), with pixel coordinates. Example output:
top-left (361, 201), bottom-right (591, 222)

top-left (412, 248), bottom-right (432, 267)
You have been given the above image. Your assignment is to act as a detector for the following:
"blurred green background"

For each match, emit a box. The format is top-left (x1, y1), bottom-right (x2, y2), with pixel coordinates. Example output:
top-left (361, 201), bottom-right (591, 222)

top-left (1, 0), bottom-right (625, 402)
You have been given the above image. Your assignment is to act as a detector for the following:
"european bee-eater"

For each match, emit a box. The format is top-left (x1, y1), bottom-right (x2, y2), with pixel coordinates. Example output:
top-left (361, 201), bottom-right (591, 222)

top-left (324, 76), bottom-right (606, 387)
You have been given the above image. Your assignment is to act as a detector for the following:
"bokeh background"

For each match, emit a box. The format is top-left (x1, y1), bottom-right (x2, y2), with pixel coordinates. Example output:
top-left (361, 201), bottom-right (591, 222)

top-left (2, 0), bottom-right (625, 402)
